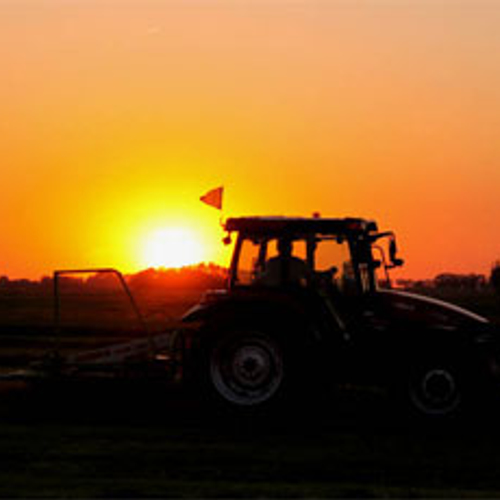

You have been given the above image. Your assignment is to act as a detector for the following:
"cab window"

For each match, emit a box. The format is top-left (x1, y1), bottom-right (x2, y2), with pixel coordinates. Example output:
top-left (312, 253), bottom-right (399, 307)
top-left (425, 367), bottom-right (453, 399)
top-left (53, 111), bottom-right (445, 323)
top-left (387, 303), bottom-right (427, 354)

top-left (313, 237), bottom-right (357, 293)
top-left (235, 237), bottom-right (309, 286)
top-left (235, 238), bottom-right (264, 285)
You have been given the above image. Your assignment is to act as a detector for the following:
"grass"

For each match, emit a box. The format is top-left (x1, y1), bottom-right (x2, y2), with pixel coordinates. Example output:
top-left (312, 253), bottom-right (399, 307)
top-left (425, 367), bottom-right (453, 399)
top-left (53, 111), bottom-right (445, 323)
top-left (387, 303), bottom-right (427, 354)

top-left (2, 397), bottom-right (500, 498)
top-left (1, 375), bottom-right (500, 498)
top-left (0, 289), bottom-right (197, 371)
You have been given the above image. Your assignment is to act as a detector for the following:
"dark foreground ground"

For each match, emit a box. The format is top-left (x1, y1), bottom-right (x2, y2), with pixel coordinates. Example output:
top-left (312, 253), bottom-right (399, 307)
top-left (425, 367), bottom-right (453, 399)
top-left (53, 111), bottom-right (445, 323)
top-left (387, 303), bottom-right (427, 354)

top-left (0, 286), bottom-right (500, 498)
top-left (1, 380), bottom-right (500, 498)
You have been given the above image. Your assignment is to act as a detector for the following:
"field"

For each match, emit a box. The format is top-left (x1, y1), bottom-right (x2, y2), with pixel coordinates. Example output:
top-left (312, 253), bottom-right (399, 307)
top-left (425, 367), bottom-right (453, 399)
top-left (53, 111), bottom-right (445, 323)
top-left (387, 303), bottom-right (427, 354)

top-left (1, 283), bottom-right (500, 498)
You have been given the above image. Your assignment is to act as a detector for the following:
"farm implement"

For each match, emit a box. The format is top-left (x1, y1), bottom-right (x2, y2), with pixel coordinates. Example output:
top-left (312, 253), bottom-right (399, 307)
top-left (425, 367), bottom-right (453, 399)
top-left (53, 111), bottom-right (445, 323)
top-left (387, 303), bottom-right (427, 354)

top-left (0, 268), bottom-right (183, 385)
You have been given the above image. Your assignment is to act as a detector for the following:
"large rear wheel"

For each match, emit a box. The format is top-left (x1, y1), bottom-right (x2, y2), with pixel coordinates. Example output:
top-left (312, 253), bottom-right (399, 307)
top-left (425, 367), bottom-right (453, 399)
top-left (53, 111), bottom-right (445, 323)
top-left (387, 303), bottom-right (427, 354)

top-left (208, 330), bottom-right (285, 408)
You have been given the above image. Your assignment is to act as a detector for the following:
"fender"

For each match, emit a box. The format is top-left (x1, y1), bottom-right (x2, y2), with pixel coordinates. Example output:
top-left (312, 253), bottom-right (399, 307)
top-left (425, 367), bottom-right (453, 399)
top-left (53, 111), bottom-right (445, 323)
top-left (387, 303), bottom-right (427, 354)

top-left (183, 292), bottom-right (306, 329)
top-left (378, 289), bottom-right (489, 327)
top-left (181, 287), bottom-right (337, 348)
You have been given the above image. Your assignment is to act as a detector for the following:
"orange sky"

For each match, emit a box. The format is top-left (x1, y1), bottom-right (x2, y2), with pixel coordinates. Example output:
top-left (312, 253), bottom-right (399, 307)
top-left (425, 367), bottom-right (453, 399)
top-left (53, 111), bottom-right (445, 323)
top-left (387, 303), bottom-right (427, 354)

top-left (1, 0), bottom-right (499, 279)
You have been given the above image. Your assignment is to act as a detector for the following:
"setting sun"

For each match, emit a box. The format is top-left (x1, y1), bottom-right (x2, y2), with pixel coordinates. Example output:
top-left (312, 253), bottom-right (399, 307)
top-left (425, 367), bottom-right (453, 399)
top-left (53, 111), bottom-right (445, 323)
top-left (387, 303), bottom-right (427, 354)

top-left (141, 228), bottom-right (204, 269)
top-left (0, 1), bottom-right (499, 281)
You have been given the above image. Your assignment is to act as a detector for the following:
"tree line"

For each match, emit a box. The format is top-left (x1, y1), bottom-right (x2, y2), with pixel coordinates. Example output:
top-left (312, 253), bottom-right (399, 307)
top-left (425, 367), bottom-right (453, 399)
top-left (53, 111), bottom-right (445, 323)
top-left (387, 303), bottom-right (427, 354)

top-left (397, 262), bottom-right (500, 295)
top-left (2, 262), bottom-right (500, 296)
top-left (0, 264), bottom-right (228, 296)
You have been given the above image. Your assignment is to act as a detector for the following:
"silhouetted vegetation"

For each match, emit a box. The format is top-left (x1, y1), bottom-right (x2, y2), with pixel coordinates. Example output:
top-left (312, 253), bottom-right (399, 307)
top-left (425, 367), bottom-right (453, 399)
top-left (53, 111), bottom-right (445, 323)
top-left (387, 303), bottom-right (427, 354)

top-left (397, 272), bottom-right (489, 292)
top-left (127, 263), bottom-right (227, 294)
top-left (0, 264), bottom-right (227, 298)
top-left (490, 261), bottom-right (500, 296)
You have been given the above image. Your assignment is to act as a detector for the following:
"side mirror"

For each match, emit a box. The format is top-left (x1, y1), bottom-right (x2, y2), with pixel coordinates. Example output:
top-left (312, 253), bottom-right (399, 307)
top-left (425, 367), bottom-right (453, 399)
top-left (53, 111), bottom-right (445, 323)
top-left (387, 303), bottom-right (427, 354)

top-left (223, 235), bottom-right (232, 246)
top-left (389, 238), bottom-right (397, 261)
top-left (389, 238), bottom-right (404, 267)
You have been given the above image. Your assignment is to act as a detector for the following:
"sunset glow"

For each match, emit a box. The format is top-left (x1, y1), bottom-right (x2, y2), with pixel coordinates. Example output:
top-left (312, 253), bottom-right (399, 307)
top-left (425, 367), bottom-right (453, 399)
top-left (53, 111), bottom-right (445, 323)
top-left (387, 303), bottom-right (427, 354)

top-left (140, 228), bottom-right (204, 269)
top-left (1, 1), bottom-right (500, 279)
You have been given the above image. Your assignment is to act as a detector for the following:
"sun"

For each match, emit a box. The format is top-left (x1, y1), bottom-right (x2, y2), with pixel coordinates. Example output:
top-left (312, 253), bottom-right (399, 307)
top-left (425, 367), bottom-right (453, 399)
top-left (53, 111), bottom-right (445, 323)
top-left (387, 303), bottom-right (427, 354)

top-left (141, 227), bottom-right (204, 269)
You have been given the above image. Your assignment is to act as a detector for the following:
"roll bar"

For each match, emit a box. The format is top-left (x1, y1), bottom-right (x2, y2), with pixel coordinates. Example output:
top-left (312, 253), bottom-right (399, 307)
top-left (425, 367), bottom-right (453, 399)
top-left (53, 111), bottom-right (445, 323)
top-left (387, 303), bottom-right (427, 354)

top-left (52, 268), bottom-right (154, 355)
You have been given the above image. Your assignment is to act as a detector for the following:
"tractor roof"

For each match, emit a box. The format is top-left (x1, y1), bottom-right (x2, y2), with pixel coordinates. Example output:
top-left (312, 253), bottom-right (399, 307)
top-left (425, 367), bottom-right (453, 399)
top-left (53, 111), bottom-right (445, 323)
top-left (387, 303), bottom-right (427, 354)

top-left (224, 216), bottom-right (378, 236)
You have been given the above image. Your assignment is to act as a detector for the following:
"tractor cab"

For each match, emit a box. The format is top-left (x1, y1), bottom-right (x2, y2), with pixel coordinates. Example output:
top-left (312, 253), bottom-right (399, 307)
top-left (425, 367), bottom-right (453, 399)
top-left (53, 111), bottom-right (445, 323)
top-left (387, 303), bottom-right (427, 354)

top-left (224, 216), bottom-right (403, 296)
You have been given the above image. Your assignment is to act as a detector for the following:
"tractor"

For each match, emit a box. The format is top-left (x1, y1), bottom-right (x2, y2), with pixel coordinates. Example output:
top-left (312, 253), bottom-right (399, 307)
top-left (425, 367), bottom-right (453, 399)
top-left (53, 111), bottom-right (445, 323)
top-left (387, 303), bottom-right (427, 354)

top-left (2, 216), bottom-right (499, 420)
top-left (179, 216), bottom-right (500, 418)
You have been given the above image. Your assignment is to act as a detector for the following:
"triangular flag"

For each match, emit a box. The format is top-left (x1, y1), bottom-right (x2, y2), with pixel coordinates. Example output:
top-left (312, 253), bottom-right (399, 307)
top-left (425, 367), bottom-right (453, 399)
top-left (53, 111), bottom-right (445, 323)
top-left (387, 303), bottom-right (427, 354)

top-left (200, 186), bottom-right (223, 210)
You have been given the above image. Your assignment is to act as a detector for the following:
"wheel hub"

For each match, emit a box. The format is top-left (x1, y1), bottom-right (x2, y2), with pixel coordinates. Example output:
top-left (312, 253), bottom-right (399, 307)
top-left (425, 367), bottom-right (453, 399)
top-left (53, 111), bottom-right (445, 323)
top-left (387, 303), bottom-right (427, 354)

top-left (233, 345), bottom-right (271, 387)
top-left (422, 369), bottom-right (456, 403)
top-left (422, 370), bottom-right (456, 402)
top-left (410, 366), bottom-right (461, 416)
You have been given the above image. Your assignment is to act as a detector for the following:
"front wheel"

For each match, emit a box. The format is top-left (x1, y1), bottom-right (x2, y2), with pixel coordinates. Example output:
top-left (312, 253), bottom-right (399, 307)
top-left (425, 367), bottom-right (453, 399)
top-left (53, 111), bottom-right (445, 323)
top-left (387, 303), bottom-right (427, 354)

top-left (408, 360), bottom-right (464, 418)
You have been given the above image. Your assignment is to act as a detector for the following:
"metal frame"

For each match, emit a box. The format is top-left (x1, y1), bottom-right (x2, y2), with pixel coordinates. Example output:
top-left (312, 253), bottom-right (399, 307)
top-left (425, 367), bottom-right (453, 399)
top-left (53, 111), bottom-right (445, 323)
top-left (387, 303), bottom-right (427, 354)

top-left (52, 268), bottom-right (155, 357)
